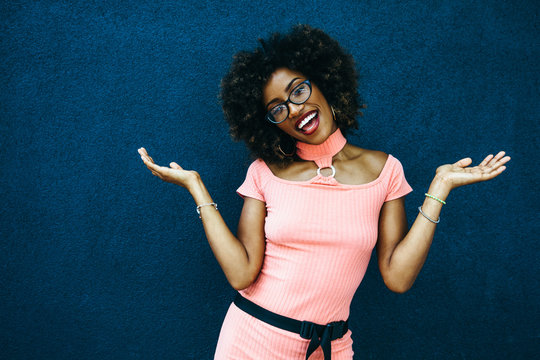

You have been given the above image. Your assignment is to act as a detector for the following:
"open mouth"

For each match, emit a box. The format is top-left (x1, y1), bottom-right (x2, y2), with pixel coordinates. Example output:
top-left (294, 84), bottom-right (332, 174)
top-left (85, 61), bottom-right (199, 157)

top-left (295, 110), bottom-right (319, 135)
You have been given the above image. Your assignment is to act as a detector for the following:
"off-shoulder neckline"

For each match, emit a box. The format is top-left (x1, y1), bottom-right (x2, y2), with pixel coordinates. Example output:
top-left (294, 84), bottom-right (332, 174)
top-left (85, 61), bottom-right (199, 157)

top-left (257, 154), bottom-right (395, 189)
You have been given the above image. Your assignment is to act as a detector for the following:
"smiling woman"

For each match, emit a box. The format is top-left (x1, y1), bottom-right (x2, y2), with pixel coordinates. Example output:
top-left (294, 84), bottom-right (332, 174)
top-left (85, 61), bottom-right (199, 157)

top-left (265, 78), bottom-right (312, 124)
top-left (263, 70), bottom-right (336, 142)
top-left (220, 25), bottom-right (362, 165)
top-left (138, 24), bottom-right (510, 360)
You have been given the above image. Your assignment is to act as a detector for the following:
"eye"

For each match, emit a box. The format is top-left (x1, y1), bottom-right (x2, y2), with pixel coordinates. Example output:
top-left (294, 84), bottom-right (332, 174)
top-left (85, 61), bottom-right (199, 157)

top-left (291, 83), bottom-right (309, 98)
top-left (270, 104), bottom-right (287, 116)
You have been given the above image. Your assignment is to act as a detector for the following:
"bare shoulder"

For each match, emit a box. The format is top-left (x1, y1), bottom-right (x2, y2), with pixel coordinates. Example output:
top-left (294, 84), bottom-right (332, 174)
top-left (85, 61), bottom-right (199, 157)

top-left (266, 160), bottom-right (316, 181)
top-left (345, 144), bottom-right (388, 171)
top-left (336, 144), bottom-right (389, 184)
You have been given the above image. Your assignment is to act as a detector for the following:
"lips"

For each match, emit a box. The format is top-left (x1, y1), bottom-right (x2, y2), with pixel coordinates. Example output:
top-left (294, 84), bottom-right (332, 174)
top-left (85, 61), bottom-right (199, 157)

top-left (295, 110), bottom-right (319, 135)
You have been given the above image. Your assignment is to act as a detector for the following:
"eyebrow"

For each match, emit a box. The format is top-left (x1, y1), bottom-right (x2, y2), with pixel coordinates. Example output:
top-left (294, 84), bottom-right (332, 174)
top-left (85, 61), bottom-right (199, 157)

top-left (265, 77), bottom-right (302, 109)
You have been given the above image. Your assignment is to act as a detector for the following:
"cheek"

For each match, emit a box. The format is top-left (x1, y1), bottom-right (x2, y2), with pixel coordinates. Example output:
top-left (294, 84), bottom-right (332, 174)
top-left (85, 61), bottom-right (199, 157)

top-left (276, 123), bottom-right (295, 135)
top-left (314, 93), bottom-right (330, 109)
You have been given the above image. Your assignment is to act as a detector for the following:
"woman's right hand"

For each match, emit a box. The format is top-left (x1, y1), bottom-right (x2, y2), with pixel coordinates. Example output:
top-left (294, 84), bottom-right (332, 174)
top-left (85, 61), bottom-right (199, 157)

top-left (138, 147), bottom-right (200, 189)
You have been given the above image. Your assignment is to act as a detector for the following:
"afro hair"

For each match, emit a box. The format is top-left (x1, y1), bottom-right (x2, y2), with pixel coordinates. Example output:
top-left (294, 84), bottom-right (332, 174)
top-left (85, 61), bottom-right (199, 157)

top-left (220, 24), bottom-right (363, 165)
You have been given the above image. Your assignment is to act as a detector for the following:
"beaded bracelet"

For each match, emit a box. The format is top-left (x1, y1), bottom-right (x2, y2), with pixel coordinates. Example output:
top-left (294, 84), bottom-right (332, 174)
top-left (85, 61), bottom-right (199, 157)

top-left (425, 193), bottom-right (446, 205)
top-left (418, 206), bottom-right (440, 224)
top-left (196, 202), bottom-right (218, 218)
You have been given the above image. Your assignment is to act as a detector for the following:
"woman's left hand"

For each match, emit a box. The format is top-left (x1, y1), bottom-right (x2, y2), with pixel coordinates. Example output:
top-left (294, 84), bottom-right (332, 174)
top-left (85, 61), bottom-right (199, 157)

top-left (434, 151), bottom-right (511, 191)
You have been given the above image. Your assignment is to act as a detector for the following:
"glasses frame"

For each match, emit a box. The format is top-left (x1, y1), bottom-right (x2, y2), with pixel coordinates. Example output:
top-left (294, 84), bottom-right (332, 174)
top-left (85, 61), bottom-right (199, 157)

top-left (265, 80), bottom-right (312, 124)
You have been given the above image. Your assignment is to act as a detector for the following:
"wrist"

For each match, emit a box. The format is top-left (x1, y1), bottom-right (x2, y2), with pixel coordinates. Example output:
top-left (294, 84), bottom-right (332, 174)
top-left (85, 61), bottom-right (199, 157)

top-left (187, 176), bottom-right (213, 205)
top-left (428, 175), bottom-right (452, 200)
top-left (186, 172), bottom-right (202, 190)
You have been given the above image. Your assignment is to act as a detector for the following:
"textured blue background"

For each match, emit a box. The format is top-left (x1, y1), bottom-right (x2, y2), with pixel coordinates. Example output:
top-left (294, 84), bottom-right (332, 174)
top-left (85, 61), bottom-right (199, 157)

top-left (1, 1), bottom-right (539, 359)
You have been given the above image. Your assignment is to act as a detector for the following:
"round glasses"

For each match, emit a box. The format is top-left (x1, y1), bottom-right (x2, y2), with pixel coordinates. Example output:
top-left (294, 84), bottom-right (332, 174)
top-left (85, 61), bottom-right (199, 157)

top-left (265, 80), bottom-right (312, 124)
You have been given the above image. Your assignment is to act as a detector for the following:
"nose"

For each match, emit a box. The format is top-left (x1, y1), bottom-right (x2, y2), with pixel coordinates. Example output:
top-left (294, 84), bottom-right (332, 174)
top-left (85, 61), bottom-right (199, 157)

top-left (287, 102), bottom-right (304, 118)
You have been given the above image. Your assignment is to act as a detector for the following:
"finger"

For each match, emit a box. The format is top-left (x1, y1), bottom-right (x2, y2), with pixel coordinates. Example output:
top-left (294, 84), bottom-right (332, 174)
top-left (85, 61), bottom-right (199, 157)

top-left (486, 152), bottom-right (510, 171)
top-left (141, 155), bottom-right (152, 165)
top-left (140, 153), bottom-right (156, 164)
top-left (148, 164), bottom-right (168, 179)
top-left (141, 154), bottom-right (154, 163)
top-left (494, 151), bottom-right (505, 159)
top-left (490, 157), bottom-right (511, 174)
top-left (488, 151), bottom-right (506, 165)
top-left (170, 162), bottom-right (183, 170)
top-left (499, 155), bottom-right (511, 165)
top-left (484, 164), bottom-right (507, 179)
top-left (453, 157), bottom-right (472, 168)
top-left (138, 148), bottom-right (156, 163)
top-left (139, 153), bottom-right (150, 163)
top-left (478, 154), bottom-right (493, 167)
top-left (142, 157), bottom-right (161, 171)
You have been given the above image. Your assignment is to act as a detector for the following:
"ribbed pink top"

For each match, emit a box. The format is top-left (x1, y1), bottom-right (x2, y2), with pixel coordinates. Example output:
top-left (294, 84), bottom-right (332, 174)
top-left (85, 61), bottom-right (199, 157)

top-left (235, 130), bottom-right (413, 325)
top-left (215, 131), bottom-right (412, 358)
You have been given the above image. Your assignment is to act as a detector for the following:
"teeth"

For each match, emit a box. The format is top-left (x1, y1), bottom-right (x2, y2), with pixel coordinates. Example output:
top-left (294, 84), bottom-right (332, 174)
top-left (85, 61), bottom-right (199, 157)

top-left (298, 112), bottom-right (317, 129)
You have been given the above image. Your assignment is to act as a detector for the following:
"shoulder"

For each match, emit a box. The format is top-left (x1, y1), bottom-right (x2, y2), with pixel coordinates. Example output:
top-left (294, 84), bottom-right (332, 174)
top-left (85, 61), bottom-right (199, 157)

top-left (245, 159), bottom-right (268, 173)
top-left (266, 159), bottom-right (316, 182)
top-left (343, 144), bottom-right (389, 176)
top-left (237, 159), bottom-right (270, 200)
top-left (242, 159), bottom-right (271, 183)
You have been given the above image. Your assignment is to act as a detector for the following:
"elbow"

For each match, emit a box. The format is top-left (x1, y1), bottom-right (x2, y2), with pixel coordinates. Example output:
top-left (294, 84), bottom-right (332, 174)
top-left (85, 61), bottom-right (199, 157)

top-left (381, 267), bottom-right (417, 294)
top-left (383, 277), bottom-right (414, 294)
top-left (228, 273), bottom-right (257, 291)
top-left (388, 284), bottom-right (412, 294)
top-left (230, 280), bottom-right (250, 291)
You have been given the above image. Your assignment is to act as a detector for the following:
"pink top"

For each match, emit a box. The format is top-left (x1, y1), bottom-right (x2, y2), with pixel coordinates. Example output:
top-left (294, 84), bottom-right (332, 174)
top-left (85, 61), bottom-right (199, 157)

top-left (236, 130), bottom-right (412, 325)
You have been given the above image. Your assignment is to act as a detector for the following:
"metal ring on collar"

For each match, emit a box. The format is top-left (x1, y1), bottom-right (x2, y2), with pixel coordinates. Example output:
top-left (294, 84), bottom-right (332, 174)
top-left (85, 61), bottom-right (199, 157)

top-left (317, 165), bottom-right (336, 178)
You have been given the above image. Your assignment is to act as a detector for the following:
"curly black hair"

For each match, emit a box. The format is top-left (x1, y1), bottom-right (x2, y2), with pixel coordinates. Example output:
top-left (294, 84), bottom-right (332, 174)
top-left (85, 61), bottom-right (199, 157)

top-left (220, 24), bottom-right (362, 165)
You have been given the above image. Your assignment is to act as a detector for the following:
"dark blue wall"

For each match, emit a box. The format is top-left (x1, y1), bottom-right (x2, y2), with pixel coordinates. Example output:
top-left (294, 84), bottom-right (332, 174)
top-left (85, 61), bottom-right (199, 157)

top-left (1, 1), bottom-right (538, 359)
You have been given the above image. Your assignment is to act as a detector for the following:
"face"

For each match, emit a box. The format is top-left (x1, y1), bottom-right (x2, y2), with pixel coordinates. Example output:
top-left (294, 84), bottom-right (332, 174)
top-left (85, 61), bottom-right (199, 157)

top-left (262, 68), bottom-right (337, 145)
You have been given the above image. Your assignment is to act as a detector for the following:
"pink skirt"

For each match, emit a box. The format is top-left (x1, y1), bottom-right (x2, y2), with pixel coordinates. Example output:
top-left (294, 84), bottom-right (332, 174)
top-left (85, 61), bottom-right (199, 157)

top-left (214, 303), bottom-right (354, 359)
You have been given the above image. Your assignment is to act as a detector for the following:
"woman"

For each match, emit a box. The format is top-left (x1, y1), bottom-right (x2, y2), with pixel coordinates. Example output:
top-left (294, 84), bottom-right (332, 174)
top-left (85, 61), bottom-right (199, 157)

top-left (138, 25), bottom-right (510, 360)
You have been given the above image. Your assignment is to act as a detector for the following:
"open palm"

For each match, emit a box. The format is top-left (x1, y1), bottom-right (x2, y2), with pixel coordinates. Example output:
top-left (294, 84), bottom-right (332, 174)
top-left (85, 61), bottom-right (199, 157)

top-left (138, 147), bottom-right (200, 189)
top-left (435, 151), bottom-right (511, 190)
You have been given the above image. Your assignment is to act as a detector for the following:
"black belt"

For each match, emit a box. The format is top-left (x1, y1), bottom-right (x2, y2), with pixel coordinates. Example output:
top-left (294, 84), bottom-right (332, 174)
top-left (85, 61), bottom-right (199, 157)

top-left (234, 293), bottom-right (348, 360)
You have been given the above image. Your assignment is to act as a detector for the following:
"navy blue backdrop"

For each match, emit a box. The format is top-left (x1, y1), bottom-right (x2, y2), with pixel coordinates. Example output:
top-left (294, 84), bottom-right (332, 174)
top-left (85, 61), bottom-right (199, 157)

top-left (1, 1), bottom-right (539, 359)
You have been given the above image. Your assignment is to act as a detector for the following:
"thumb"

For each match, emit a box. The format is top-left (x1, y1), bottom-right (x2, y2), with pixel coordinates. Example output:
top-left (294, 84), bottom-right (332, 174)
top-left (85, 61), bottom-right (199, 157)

top-left (453, 157), bottom-right (472, 168)
top-left (170, 162), bottom-right (183, 170)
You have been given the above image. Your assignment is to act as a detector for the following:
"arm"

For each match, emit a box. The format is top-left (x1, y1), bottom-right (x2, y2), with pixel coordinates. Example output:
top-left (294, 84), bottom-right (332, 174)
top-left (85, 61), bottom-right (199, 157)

top-left (377, 152), bottom-right (511, 293)
top-left (138, 148), bottom-right (266, 290)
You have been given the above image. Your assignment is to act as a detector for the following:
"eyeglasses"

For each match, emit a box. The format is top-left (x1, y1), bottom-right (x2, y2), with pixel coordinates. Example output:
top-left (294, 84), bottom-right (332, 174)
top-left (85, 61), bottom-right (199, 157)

top-left (265, 80), bottom-right (312, 124)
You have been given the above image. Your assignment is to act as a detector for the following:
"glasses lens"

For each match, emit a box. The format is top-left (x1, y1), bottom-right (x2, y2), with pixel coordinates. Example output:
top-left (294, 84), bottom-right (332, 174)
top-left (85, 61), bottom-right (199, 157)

top-left (265, 81), bottom-right (311, 124)
top-left (290, 82), bottom-right (311, 104)
top-left (268, 104), bottom-right (288, 123)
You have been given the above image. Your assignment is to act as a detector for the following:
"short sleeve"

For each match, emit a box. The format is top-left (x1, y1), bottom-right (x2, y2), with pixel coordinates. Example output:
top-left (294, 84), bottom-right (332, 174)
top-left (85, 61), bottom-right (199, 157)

top-left (236, 160), bottom-right (266, 202)
top-left (384, 155), bottom-right (413, 202)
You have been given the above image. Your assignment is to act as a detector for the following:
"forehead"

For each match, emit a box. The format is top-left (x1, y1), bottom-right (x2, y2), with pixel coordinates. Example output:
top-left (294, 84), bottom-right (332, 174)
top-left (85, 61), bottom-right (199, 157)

top-left (263, 68), bottom-right (306, 101)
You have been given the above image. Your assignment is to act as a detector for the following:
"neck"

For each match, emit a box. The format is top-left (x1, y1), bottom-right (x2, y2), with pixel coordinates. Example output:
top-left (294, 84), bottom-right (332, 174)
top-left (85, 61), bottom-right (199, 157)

top-left (296, 129), bottom-right (347, 168)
